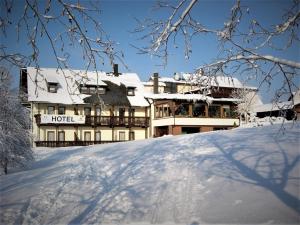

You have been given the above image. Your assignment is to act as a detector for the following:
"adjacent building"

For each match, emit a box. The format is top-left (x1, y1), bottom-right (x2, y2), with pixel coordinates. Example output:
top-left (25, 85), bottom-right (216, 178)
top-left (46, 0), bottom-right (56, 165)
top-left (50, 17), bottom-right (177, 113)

top-left (253, 90), bottom-right (300, 120)
top-left (144, 73), bottom-right (260, 136)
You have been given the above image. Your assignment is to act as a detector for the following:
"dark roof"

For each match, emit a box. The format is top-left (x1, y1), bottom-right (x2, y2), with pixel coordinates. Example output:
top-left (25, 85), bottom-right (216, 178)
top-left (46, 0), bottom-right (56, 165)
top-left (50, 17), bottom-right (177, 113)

top-left (83, 81), bottom-right (130, 106)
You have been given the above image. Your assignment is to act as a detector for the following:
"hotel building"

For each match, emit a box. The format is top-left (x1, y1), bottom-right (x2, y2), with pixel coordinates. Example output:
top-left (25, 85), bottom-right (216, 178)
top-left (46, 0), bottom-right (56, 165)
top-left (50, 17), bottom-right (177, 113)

top-left (20, 67), bottom-right (261, 147)
top-left (20, 66), bottom-right (150, 147)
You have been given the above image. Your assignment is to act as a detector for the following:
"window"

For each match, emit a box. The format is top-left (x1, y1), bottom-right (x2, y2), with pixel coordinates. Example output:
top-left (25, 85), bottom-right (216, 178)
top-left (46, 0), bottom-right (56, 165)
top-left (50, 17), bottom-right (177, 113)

top-left (208, 105), bottom-right (221, 118)
top-left (80, 85), bottom-right (106, 94)
top-left (119, 131), bottom-right (125, 141)
top-left (95, 131), bottom-right (101, 141)
top-left (119, 108), bottom-right (125, 117)
top-left (58, 131), bottom-right (65, 141)
top-left (193, 104), bottom-right (206, 117)
top-left (129, 108), bottom-right (135, 117)
top-left (47, 131), bottom-right (55, 141)
top-left (155, 107), bottom-right (159, 118)
top-left (163, 106), bottom-right (170, 117)
top-left (74, 107), bottom-right (78, 115)
top-left (129, 131), bottom-right (135, 141)
top-left (89, 86), bottom-right (96, 94)
top-left (213, 127), bottom-right (227, 131)
top-left (223, 105), bottom-right (231, 118)
top-left (74, 132), bottom-right (79, 141)
top-left (175, 104), bottom-right (189, 116)
top-left (95, 107), bottom-right (101, 116)
top-left (58, 106), bottom-right (65, 115)
top-left (80, 86), bottom-right (88, 94)
top-left (48, 83), bottom-right (57, 93)
top-left (159, 106), bottom-right (163, 117)
top-left (84, 107), bottom-right (91, 115)
top-left (84, 132), bottom-right (91, 141)
top-left (48, 106), bottom-right (55, 115)
top-left (127, 88), bottom-right (135, 96)
top-left (98, 87), bottom-right (106, 95)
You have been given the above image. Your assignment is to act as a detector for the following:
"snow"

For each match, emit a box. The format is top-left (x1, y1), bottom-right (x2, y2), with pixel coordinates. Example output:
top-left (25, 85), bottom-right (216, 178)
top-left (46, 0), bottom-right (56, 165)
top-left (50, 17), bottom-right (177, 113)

top-left (1, 123), bottom-right (300, 224)
top-left (142, 81), bottom-right (166, 87)
top-left (253, 101), bottom-right (294, 113)
top-left (26, 67), bottom-right (149, 107)
top-left (152, 75), bottom-right (257, 90)
top-left (145, 93), bottom-right (240, 103)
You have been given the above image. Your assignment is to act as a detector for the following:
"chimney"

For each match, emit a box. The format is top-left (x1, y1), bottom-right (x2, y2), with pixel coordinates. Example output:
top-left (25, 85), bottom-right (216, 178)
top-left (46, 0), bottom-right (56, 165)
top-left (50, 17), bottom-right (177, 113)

top-left (113, 64), bottom-right (119, 77)
top-left (153, 72), bottom-right (159, 94)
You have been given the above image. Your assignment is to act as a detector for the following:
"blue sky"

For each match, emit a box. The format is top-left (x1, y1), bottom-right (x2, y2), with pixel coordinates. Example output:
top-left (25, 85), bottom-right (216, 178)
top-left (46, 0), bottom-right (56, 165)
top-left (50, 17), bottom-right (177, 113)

top-left (2, 0), bottom-right (299, 102)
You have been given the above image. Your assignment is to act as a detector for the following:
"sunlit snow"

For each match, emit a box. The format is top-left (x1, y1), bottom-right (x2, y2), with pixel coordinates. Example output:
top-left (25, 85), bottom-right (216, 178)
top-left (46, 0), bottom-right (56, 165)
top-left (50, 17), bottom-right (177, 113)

top-left (1, 123), bottom-right (299, 224)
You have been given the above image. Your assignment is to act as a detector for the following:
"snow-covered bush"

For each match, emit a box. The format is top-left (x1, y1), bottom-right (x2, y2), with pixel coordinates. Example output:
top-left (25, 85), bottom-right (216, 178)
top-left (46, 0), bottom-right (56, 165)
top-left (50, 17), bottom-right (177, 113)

top-left (0, 68), bottom-right (33, 174)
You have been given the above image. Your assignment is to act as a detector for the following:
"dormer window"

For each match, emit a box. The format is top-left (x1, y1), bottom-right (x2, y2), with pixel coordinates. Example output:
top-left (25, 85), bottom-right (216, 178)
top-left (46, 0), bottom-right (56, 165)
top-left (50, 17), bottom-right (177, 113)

top-left (80, 86), bottom-right (88, 94)
top-left (80, 85), bottom-right (106, 94)
top-left (46, 76), bottom-right (59, 93)
top-left (89, 86), bottom-right (96, 94)
top-left (48, 83), bottom-right (58, 93)
top-left (127, 87), bottom-right (135, 96)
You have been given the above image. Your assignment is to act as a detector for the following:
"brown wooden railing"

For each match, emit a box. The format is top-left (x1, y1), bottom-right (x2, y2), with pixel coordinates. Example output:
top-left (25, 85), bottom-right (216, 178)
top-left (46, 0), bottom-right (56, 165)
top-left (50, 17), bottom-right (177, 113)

top-left (35, 140), bottom-right (124, 147)
top-left (34, 114), bottom-right (149, 128)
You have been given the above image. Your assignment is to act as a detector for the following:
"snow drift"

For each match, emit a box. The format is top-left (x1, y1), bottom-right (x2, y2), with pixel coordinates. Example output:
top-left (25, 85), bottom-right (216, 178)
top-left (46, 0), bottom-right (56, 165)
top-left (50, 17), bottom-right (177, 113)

top-left (0, 123), bottom-right (299, 224)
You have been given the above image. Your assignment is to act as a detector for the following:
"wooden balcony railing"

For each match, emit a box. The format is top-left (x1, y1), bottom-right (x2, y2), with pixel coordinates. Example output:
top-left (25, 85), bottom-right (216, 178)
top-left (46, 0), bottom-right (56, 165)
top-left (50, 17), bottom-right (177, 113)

top-left (34, 114), bottom-right (150, 128)
top-left (35, 140), bottom-right (124, 147)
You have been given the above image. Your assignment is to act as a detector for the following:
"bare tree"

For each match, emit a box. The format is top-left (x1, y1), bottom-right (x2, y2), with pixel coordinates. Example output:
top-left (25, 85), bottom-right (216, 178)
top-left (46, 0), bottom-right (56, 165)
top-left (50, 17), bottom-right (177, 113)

top-left (134, 0), bottom-right (300, 102)
top-left (0, 67), bottom-right (33, 174)
top-left (0, 0), bottom-right (126, 76)
top-left (231, 88), bottom-right (261, 123)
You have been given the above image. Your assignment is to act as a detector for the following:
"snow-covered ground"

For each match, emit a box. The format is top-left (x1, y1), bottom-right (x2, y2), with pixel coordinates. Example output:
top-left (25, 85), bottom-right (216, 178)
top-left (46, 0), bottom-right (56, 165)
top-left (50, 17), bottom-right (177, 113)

top-left (1, 123), bottom-right (300, 225)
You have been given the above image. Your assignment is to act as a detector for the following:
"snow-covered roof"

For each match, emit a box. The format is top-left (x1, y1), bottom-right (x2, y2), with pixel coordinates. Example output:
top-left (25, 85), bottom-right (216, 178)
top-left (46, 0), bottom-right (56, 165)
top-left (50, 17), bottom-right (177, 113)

top-left (144, 93), bottom-right (240, 103)
top-left (293, 89), bottom-right (300, 105)
top-left (26, 67), bottom-right (149, 107)
top-left (121, 81), bottom-right (137, 88)
top-left (252, 101), bottom-right (293, 113)
top-left (45, 73), bottom-right (59, 84)
top-left (156, 77), bottom-right (187, 84)
top-left (142, 81), bottom-right (166, 87)
top-left (151, 75), bottom-right (257, 90)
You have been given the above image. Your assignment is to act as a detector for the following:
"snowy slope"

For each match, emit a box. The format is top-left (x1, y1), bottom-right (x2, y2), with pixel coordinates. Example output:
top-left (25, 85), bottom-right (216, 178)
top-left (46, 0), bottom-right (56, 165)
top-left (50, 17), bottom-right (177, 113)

top-left (1, 124), bottom-right (300, 225)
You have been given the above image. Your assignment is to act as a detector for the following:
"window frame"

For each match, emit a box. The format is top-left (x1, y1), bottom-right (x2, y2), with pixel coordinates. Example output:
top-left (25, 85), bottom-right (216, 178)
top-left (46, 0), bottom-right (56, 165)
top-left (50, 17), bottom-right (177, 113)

top-left (129, 131), bottom-right (135, 141)
top-left (47, 106), bottom-right (55, 115)
top-left (84, 131), bottom-right (91, 141)
top-left (95, 107), bottom-right (101, 116)
top-left (58, 106), bottom-right (65, 115)
top-left (84, 107), bottom-right (91, 116)
top-left (80, 86), bottom-right (89, 94)
top-left (127, 88), bottom-right (135, 96)
top-left (95, 131), bottom-right (101, 141)
top-left (47, 131), bottom-right (55, 141)
top-left (58, 131), bottom-right (65, 141)
top-left (48, 83), bottom-right (58, 93)
top-left (98, 87), bottom-right (106, 95)
top-left (208, 104), bottom-right (221, 118)
top-left (119, 131), bottom-right (126, 141)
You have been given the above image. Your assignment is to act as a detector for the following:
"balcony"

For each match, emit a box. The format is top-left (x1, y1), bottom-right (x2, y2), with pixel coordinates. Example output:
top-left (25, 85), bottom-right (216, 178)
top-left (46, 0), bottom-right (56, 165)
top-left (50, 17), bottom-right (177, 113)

top-left (34, 114), bottom-right (149, 128)
top-left (35, 140), bottom-right (124, 147)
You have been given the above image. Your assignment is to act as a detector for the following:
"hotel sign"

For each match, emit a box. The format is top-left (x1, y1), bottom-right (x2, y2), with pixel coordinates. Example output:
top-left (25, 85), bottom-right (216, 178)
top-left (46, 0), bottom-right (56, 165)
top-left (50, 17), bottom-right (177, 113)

top-left (40, 115), bottom-right (85, 124)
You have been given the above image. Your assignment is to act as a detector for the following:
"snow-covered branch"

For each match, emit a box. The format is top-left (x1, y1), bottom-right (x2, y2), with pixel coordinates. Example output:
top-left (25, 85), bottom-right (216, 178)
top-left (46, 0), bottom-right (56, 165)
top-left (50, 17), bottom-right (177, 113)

top-left (197, 54), bottom-right (300, 70)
